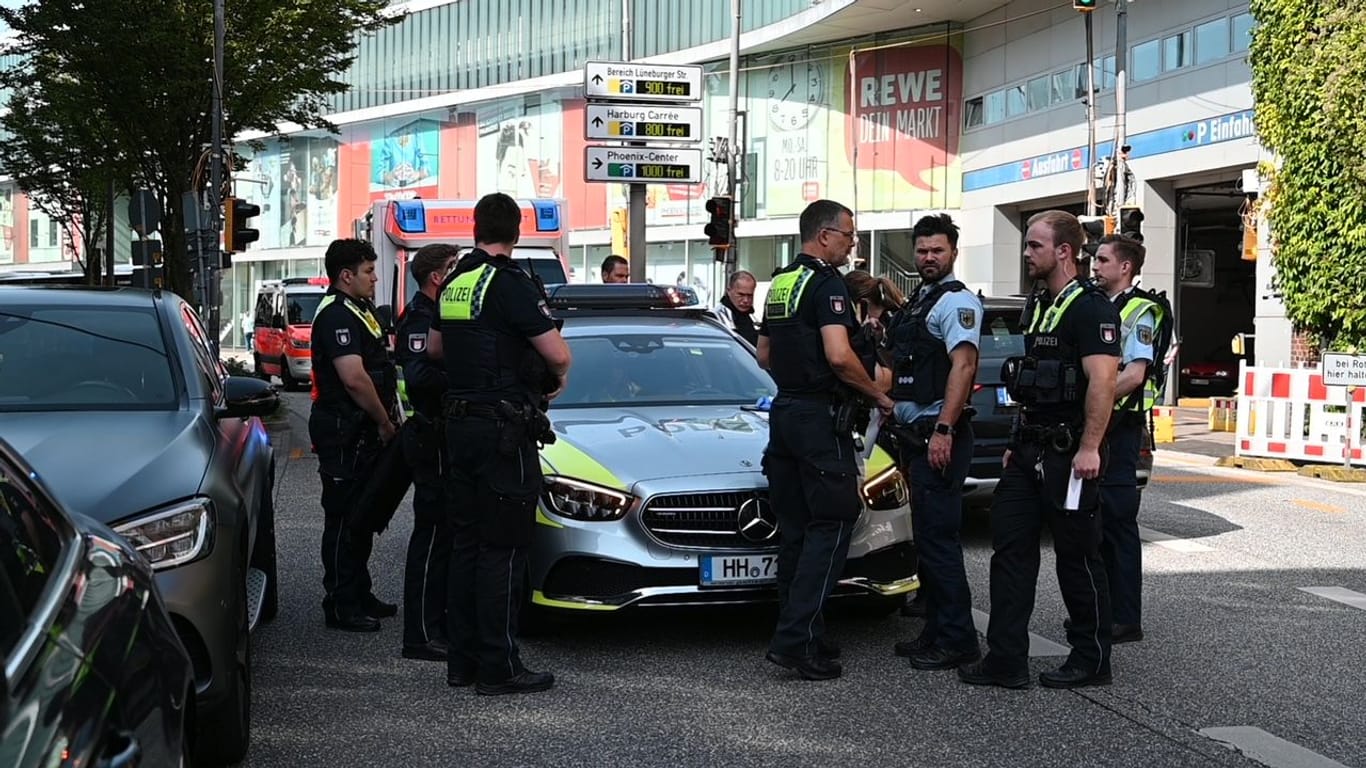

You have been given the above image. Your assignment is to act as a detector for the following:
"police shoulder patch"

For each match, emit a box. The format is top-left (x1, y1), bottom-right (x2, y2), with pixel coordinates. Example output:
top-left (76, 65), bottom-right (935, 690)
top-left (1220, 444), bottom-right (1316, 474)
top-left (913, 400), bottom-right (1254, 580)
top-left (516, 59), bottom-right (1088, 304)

top-left (957, 307), bottom-right (976, 330)
top-left (1099, 323), bottom-right (1117, 345)
top-left (407, 333), bottom-right (426, 354)
top-left (335, 328), bottom-right (351, 347)
top-left (1136, 324), bottom-right (1154, 346)
top-left (830, 295), bottom-right (846, 315)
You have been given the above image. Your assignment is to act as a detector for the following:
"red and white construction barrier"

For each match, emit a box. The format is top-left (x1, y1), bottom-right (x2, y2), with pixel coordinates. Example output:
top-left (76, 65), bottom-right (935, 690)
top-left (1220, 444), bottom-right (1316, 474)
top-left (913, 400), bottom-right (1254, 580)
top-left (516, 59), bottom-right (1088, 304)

top-left (1235, 362), bottom-right (1366, 465)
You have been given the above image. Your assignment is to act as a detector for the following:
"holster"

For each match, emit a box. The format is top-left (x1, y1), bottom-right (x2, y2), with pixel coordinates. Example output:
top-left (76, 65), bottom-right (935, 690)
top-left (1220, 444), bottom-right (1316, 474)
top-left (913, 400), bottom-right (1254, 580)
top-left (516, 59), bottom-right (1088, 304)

top-left (494, 401), bottom-right (531, 457)
top-left (1013, 422), bottom-right (1080, 455)
top-left (885, 420), bottom-right (935, 456)
top-left (401, 410), bottom-right (442, 484)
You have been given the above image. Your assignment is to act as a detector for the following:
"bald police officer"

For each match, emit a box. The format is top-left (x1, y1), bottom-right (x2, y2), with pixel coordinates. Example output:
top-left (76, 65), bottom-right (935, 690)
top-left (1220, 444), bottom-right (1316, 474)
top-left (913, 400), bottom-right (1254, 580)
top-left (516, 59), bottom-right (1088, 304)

top-left (884, 213), bottom-right (983, 671)
top-left (758, 199), bottom-right (894, 681)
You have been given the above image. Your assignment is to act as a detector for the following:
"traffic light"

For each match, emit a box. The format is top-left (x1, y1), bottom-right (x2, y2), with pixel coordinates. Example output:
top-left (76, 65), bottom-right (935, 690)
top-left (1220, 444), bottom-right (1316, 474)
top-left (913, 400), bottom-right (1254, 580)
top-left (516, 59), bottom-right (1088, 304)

top-left (1118, 205), bottom-right (1144, 242)
top-left (1073, 0), bottom-right (1097, 11)
top-left (1079, 215), bottom-right (1114, 258)
top-left (705, 196), bottom-right (734, 262)
top-left (224, 196), bottom-right (261, 253)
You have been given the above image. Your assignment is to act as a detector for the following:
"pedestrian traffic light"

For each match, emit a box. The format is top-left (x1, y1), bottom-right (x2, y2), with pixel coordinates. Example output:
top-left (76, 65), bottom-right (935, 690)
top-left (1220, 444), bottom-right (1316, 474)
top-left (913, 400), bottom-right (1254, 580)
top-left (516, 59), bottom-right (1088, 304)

top-left (1079, 215), bottom-right (1113, 258)
top-left (704, 196), bottom-right (733, 249)
top-left (1118, 205), bottom-right (1144, 242)
top-left (224, 196), bottom-right (260, 253)
top-left (1073, 0), bottom-right (1097, 11)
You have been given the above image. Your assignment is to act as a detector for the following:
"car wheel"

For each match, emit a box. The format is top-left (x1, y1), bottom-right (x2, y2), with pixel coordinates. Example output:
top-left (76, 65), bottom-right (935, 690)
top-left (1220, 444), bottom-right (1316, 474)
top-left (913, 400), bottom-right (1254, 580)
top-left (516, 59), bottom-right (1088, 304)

top-left (193, 560), bottom-right (252, 766)
top-left (252, 469), bottom-right (280, 623)
top-left (279, 362), bottom-right (298, 391)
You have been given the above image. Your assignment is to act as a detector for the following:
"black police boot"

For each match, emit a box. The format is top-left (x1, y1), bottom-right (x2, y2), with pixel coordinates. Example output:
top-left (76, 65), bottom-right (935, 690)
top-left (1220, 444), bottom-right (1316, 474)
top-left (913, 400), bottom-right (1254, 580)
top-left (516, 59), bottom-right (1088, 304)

top-left (476, 670), bottom-right (555, 696)
top-left (816, 637), bottom-right (841, 660)
top-left (909, 645), bottom-right (982, 671)
top-left (1039, 663), bottom-right (1112, 689)
top-left (765, 651), bottom-right (842, 681)
top-left (447, 663), bottom-right (477, 688)
top-left (402, 637), bottom-right (449, 662)
top-left (957, 659), bottom-right (1031, 689)
top-left (893, 634), bottom-right (935, 658)
top-left (325, 609), bottom-right (381, 633)
top-left (362, 593), bottom-right (399, 618)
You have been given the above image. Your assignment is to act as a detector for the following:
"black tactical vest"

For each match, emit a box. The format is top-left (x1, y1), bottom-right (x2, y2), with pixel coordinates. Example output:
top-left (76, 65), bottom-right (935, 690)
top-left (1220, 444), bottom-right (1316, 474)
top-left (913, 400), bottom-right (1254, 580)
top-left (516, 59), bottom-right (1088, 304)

top-left (885, 279), bottom-right (966, 404)
top-left (437, 251), bottom-right (535, 403)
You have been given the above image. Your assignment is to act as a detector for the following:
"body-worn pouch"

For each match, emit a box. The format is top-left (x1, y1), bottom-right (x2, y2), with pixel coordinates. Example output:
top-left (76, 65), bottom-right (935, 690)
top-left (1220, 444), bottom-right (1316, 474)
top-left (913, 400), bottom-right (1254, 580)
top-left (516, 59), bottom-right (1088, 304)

top-left (478, 443), bottom-right (541, 547)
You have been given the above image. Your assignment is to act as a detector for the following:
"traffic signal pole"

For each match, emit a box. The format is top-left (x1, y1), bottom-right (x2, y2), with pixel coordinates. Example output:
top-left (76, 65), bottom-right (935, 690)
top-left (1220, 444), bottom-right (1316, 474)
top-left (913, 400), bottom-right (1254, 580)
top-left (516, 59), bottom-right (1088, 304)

top-left (1112, 0), bottom-right (1129, 215)
top-left (1084, 9), bottom-right (1098, 216)
top-left (724, 0), bottom-right (741, 278)
top-left (207, 0), bottom-right (226, 358)
top-left (622, 0), bottom-right (647, 282)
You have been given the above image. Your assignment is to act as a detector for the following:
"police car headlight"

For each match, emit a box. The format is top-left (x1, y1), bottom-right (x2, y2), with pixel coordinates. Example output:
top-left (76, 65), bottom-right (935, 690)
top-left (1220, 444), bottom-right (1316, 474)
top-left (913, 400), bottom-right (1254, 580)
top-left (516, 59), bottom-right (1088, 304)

top-left (543, 477), bottom-right (632, 522)
top-left (113, 498), bottom-right (214, 570)
top-left (861, 466), bottom-right (908, 511)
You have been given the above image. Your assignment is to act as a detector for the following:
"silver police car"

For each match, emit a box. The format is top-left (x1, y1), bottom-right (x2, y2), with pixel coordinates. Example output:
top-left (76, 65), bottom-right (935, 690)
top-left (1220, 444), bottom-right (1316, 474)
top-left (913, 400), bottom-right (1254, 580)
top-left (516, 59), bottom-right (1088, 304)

top-left (526, 284), bottom-right (918, 621)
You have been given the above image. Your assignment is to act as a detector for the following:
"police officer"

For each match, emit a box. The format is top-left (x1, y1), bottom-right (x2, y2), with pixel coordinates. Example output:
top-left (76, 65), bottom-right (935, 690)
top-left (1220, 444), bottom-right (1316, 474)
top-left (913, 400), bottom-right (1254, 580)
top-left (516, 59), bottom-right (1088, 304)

top-left (882, 213), bottom-right (983, 671)
top-left (395, 243), bottom-right (459, 661)
top-left (959, 210), bottom-right (1121, 690)
top-left (1090, 233), bottom-right (1167, 644)
top-left (426, 193), bottom-right (571, 696)
top-left (309, 238), bottom-right (400, 632)
top-left (758, 199), bottom-right (894, 681)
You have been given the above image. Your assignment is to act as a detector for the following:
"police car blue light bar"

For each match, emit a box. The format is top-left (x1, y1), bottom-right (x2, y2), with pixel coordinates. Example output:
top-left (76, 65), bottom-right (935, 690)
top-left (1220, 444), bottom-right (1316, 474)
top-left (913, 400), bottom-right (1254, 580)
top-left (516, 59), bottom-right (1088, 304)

top-left (545, 283), bottom-right (701, 310)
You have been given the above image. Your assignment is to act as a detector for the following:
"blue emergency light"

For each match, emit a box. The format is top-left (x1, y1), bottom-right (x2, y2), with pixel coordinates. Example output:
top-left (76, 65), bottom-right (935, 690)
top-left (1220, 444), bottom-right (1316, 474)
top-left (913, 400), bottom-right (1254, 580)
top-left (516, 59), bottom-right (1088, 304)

top-left (392, 200), bottom-right (428, 233)
top-left (531, 200), bottom-right (561, 233)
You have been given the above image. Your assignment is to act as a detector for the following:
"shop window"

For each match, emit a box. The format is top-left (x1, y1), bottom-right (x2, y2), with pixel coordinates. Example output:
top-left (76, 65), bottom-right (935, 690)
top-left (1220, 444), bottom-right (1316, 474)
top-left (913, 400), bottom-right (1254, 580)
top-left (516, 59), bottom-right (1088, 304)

top-left (1196, 17), bottom-right (1229, 64)
top-left (1163, 30), bottom-right (1192, 72)
top-left (1132, 39), bottom-right (1160, 82)
top-left (1231, 12), bottom-right (1254, 53)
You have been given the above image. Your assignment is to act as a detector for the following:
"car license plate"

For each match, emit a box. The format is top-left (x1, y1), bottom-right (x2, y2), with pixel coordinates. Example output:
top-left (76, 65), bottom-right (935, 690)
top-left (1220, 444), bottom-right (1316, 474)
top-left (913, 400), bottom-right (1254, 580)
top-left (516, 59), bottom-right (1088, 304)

top-left (996, 387), bottom-right (1017, 406)
top-left (1192, 378), bottom-right (1210, 385)
top-left (700, 554), bottom-right (778, 586)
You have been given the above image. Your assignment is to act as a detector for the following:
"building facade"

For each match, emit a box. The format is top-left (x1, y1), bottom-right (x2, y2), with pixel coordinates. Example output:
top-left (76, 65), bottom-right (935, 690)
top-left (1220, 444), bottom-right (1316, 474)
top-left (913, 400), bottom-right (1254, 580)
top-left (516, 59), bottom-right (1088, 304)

top-left (1, 0), bottom-right (1282, 380)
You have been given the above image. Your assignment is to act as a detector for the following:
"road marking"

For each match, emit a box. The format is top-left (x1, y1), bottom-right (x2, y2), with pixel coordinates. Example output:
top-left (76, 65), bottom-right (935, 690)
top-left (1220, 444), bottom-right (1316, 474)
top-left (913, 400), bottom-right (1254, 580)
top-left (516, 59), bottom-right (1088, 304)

top-left (1149, 474), bottom-right (1275, 485)
top-left (970, 608), bottom-right (1069, 657)
top-left (289, 448), bottom-right (305, 459)
top-left (1138, 526), bottom-right (1215, 552)
top-left (1199, 726), bottom-right (1351, 768)
top-left (1292, 499), bottom-right (1345, 514)
top-left (1298, 586), bottom-right (1366, 612)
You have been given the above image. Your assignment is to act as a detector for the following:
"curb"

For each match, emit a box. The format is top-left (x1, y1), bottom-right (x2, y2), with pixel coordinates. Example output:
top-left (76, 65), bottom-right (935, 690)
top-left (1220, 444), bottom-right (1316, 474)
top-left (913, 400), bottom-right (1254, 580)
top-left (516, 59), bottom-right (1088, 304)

top-left (1214, 455), bottom-right (1298, 472)
top-left (1296, 465), bottom-right (1366, 483)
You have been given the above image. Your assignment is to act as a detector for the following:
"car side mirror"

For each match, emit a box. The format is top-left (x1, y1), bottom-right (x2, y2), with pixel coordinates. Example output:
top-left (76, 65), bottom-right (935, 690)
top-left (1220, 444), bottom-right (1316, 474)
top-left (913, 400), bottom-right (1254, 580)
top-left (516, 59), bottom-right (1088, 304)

top-left (218, 376), bottom-right (280, 420)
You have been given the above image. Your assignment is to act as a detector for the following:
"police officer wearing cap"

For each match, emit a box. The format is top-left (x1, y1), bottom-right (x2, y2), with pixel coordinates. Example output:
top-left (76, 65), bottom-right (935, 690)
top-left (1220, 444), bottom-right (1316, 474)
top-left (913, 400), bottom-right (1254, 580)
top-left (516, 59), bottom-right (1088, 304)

top-left (959, 210), bottom-right (1121, 690)
top-left (395, 243), bottom-right (459, 661)
top-left (309, 238), bottom-right (401, 632)
top-left (426, 192), bottom-right (571, 696)
top-left (1090, 233), bottom-right (1168, 645)
top-left (758, 199), bottom-right (894, 682)
top-left (882, 213), bottom-right (984, 672)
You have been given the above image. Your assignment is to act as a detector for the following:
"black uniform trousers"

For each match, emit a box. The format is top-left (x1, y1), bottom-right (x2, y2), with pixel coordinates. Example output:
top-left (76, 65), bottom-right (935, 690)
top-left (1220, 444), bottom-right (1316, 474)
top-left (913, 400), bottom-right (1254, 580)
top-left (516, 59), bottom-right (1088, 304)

top-left (310, 409), bottom-right (379, 618)
top-left (1100, 411), bottom-right (1144, 627)
top-left (985, 439), bottom-right (1112, 675)
top-left (443, 413), bottom-right (541, 685)
top-left (404, 476), bottom-right (451, 645)
top-left (765, 396), bottom-right (861, 660)
top-left (903, 417), bottom-right (977, 652)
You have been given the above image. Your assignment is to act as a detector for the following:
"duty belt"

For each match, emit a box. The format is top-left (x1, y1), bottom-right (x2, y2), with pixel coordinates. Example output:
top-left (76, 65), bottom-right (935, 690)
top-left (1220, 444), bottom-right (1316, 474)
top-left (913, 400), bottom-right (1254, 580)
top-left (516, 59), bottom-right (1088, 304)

top-left (441, 398), bottom-right (506, 420)
top-left (1016, 423), bottom-right (1079, 454)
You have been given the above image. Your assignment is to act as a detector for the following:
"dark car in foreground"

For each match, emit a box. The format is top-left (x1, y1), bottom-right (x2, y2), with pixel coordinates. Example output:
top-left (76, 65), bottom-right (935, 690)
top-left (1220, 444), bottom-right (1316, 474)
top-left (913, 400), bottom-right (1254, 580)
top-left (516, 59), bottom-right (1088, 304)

top-left (2, 436), bottom-right (193, 768)
top-left (0, 285), bottom-right (280, 765)
top-left (964, 295), bottom-right (1151, 507)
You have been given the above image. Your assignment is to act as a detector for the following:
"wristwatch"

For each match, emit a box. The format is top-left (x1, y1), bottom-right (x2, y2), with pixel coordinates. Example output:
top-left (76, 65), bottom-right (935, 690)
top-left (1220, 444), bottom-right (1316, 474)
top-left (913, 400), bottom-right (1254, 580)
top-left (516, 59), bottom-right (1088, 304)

top-left (934, 422), bottom-right (955, 436)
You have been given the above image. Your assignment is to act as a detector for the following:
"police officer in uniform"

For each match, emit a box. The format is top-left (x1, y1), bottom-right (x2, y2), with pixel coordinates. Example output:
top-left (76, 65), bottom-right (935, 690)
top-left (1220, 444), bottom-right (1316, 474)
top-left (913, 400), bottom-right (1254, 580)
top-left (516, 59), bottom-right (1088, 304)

top-left (396, 243), bottom-right (460, 661)
top-left (1090, 233), bottom-right (1167, 644)
top-left (758, 199), bottom-right (894, 681)
top-left (882, 213), bottom-right (984, 671)
top-left (426, 193), bottom-right (571, 695)
top-left (958, 210), bottom-right (1121, 689)
top-left (309, 238), bottom-right (400, 632)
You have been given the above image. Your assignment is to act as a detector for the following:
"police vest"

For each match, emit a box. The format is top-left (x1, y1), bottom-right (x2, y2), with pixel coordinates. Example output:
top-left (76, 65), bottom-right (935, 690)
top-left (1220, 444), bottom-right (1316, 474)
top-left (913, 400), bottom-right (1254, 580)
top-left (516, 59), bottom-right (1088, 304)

top-left (437, 255), bottom-right (532, 399)
top-left (1113, 292), bottom-right (1165, 412)
top-left (311, 293), bottom-right (395, 409)
top-left (1002, 280), bottom-right (1094, 410)
top-left (886, 279), bottom-right (966, 405)
top-left (763, 260), bottom-right (838, 395)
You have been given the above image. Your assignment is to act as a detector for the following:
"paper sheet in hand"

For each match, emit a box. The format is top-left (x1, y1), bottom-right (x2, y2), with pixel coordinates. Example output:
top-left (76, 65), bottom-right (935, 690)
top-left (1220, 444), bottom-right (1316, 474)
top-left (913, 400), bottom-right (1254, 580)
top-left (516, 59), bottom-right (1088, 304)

top-left (1065, 472), bottom-right (1083, 511)
top-left (861, 407), bottom-right (880, 460)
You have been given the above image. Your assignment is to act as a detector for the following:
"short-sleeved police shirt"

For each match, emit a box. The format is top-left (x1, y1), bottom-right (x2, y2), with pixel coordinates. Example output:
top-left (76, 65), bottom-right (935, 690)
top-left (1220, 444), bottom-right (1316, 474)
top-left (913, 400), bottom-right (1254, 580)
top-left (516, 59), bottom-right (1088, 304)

top-left (1115, 290), bottom-right (1158, 367)
top-left (311, 289), bottom-right (389, 412)
top-left (432, 254), bottom-right (556, 402)
top-left (757, 254), bottom-right (857, 395)
top-left (892, 275), bottom-right (983, 424)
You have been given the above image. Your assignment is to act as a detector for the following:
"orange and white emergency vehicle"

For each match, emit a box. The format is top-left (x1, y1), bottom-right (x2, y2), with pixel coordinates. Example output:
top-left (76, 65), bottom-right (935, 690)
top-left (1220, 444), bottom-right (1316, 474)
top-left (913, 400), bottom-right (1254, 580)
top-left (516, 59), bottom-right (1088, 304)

top-left (251, 276), bottom-right (329, 390)
top-left (355, 198), bottom-right (573, 317)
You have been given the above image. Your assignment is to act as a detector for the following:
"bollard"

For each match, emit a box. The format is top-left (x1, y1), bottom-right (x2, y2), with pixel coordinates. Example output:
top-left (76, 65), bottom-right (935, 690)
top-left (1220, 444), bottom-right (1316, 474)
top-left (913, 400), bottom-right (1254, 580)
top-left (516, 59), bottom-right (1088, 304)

top-left (1152, 405), bottom-right (1176, 444)
top-left (1207, 397), bottom-right (1237, 432)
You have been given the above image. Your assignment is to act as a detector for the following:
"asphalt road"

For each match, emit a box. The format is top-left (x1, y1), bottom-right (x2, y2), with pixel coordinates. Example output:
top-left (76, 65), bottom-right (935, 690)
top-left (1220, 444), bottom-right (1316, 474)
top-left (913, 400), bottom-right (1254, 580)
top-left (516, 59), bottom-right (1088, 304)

top-left (242, 392), bottom-right (1366, 768)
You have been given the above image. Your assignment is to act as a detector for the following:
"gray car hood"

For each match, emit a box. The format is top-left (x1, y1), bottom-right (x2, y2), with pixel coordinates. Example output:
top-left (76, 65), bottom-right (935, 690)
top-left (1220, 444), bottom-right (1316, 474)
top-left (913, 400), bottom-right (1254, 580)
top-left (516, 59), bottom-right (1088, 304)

top-left (543, 405), bottom-right (770, 489)
top-left (0, 410), bottom-right (211, 524)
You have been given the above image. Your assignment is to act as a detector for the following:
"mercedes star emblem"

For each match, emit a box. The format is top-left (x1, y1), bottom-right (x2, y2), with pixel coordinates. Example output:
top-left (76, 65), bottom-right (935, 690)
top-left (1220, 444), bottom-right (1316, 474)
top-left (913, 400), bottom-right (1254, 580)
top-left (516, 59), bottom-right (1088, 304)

top-left (736, 497), bottom-right (779, 543)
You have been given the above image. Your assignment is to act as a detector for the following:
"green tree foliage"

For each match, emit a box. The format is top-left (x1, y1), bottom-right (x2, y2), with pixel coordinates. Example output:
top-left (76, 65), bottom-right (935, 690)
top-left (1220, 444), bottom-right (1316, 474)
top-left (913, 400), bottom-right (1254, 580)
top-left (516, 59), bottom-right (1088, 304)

top-left (0, 0), bottom-right (395, 297)
top-left (1250, 0), bottom-right (1366, 350)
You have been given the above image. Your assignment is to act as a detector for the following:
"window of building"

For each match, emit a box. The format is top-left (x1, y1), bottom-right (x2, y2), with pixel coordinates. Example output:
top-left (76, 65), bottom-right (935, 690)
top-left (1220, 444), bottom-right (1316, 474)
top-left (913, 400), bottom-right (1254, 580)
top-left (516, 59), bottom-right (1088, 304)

top-left (1132, 39), bottom-right (1161, 82)
top-left (964, 97), bottom-right (984, 129)
top-left (1055, 66), bottom-right (1079, 103)
top-left (1231, 12), bottom-right (1254, 53)
top-left (47, 220), bottom-right (57, 248)
top-left (1004, 85), bottom-right (1026, 118)
top-left (1163, 30), bottom-right (1192, 72)
top-left (1026, 75), bottom-right (1051, 112)
top-left (985, 91), bottom-right (1006, 124)
top-left (29, 219), bottom-right (37, 249)
top-left (1195, 17), bottom-right (1229, 64)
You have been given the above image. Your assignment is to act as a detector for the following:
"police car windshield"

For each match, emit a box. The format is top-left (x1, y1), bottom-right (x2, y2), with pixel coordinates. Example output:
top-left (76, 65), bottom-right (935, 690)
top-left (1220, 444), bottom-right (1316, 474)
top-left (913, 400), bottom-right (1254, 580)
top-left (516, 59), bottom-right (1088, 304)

top-left (553, 333), bottom-right (776, 408)
top-left (0, 307), bottom-right (175, 411)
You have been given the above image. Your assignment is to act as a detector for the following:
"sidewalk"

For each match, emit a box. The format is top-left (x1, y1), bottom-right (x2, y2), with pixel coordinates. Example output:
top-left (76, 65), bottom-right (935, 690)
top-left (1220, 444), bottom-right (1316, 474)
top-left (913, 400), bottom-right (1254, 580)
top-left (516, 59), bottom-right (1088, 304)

top-left (1160, 405), bottom-right (1235, 459)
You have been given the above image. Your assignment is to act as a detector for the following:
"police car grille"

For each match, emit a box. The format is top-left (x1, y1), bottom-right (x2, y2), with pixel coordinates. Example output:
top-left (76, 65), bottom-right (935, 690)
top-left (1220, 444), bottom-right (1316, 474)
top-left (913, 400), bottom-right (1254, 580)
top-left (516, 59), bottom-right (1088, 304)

top-left (641, 491), bottom-right (771, 549)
